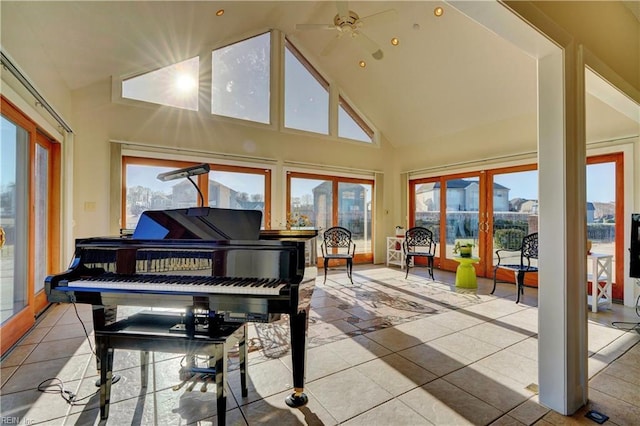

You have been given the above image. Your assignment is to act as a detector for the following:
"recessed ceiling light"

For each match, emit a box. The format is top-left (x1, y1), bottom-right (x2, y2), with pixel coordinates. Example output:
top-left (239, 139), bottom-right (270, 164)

top-left (216, 9), bottom-right (225, 17)
top-left (359, 60), bottom-right (366, 68)
top-left (434, 7), bottom-right (444, 17)
top-left (391, 37), bottom-right (399, 46)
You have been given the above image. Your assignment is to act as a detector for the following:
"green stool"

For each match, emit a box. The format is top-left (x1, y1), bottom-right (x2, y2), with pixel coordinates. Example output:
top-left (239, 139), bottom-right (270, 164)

top-left (454, 256), bottom-right (480, 289)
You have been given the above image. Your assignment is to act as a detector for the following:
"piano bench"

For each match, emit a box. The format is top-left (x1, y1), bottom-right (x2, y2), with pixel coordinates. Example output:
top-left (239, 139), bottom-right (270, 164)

top-left (94, 312), bottom-right (248, 425)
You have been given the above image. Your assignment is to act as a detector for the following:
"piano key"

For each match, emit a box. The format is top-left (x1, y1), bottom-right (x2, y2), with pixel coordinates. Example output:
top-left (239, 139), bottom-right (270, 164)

top-left (64, 273), bottom-right (287, 295)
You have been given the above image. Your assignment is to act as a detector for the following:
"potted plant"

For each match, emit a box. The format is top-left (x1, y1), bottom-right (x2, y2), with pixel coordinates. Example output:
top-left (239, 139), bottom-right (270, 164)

top-left (286, 212), bottom-right (311, 230)
top-left (453, 241), bottom-right (475, 258)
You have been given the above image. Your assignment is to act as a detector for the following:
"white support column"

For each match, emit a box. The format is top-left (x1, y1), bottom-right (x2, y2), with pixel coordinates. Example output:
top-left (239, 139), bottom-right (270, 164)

top-left (537, 44), bottom-right (588, 414)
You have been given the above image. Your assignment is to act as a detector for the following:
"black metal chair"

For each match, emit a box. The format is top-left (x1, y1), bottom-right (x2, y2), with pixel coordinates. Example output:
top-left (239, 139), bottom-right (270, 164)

top-left (403, 227), bottom-right (436, 279)
top-left (321, 226), bottom-right (355, 283)
top-left (492, 232), bottom-right (538, 303)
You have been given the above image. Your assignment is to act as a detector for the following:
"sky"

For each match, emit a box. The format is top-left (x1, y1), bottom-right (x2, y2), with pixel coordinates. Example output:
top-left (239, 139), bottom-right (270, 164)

top-left (492, 165), bottom-right (615, 203)
top-left (126, 165), bottom-right (263, 195)
top-left (1, 117), bottom-right (19, 188)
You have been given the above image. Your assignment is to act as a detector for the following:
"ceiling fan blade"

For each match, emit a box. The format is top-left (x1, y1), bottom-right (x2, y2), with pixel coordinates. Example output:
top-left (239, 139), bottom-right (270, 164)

top-left (354, 31), bottom-right (384, 60)
top-left (320, 33), bottom-right (343, 56)
top-left (359, 9), bottom-right (398, 27)
top-left (295, 23), bottom-right (337, 31)
top-left (336, 1), bottom-right (350, 18)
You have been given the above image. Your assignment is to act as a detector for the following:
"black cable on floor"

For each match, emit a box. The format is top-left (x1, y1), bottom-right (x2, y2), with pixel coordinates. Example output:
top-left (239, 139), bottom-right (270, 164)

top-left (611, 293), bottom-right (640, 335)
top-left (37, 377), bottom-right (98, 405)
top-left (36, 301), bottom-right (120, 403)
top-left (71, 300), bottom-right (96, 356)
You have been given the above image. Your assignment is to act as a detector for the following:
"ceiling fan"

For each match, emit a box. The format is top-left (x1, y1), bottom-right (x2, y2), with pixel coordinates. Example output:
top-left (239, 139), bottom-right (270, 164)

top-left (295, 1), bottom-right (397, 60)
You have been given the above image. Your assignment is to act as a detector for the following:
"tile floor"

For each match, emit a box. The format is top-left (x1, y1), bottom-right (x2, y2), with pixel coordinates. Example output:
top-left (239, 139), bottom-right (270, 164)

top-left (1, 265), bottom-right (640, 425)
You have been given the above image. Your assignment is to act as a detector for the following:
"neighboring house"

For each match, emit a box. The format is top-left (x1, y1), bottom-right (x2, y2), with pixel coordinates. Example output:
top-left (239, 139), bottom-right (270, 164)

top-left (510, 197), bottom-right (538, 213)
top-left (208, 180), bottom-right (240, 209)
top-left (172, 179), bottom-right (256, 209)
top-left (313, 182), bottom-right (367, 232)
top-left (519, 199), bottom-right (539, 214)
top-left (493, 185), bottom-right (510, 211)
top-left (415, 179), bottom-right (510, 212)
top-left (237, 200), bottom-right (264, 211)
top-left (150, 193), bottom-right (171, 210)
top-left (592, 201), bottom-right (615, 221)
top-left (415, 182), bottom-right (438, 211)
top-left (586, 202), bottom-right (596, 223)
top-left (172, 179), bottom-right (202, 208)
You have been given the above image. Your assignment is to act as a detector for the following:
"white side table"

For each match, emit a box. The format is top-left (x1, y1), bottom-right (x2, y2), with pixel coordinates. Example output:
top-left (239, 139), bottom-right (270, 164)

top-left (587, 253), bottom-right (613, 312)
top-left (386, 236), bottom-right (405, 269)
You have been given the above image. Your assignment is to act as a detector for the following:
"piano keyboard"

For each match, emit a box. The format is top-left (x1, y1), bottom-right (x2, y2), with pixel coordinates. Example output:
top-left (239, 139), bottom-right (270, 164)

top-left (62, 273), bottom-right (288, 296)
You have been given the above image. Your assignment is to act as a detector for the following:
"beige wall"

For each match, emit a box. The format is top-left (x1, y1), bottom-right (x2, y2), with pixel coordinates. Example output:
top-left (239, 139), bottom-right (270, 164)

top-left (394, 112), bottom-right (538, 172)
top-left (0, 3), bottom-right (73, 122)
top-left (70, 78), bottom-right (399, 248)
top-left (530, 0), bottom-right (640, 96)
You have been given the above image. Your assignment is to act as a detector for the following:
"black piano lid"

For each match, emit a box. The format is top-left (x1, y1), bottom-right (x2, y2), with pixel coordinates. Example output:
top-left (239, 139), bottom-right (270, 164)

top-left (132, 207), bottom-right (262, 240)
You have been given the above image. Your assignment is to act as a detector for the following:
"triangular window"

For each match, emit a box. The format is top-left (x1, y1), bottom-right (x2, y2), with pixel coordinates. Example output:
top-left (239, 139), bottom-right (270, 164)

top-left (212, 32), bottom-right (270, 123)
top-left (284, 39), bottom-right (329, 135)
top-left (339, 96), bottom-right (373, 143)
top-left (122, 57), bottom-right (199, 111)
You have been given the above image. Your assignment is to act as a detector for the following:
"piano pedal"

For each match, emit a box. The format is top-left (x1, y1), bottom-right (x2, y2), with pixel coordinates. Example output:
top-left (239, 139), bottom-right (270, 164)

top-left (94, 374), bottom-right (121, 387)
top-left (200, 373), bottom-right (215, 392)
top-left (172, 379), bottom-right (189, 391)
top-left (186, 378), bottom-right (198, 392)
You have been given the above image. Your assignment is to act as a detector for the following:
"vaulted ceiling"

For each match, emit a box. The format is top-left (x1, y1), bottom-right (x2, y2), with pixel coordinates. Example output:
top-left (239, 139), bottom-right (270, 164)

top-left (1, 1), bottom-right (638, 149)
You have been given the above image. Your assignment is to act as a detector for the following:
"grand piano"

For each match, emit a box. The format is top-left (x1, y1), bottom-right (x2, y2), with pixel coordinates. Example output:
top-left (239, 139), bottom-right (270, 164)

top-left (45, 206), bottom-right (318, 423)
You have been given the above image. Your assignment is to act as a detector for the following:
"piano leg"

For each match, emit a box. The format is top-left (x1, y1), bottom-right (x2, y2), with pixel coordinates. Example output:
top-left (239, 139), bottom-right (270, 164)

top-left (214, 342), bottom-right (227, 424)
top-left (97, 340), bottom-right (114, 420)
top-left (240, 323), bottom-right (248, 397)
top-left (285, 310), bottom-right (309, 408)
top-left (140, 351), bottom-right (149, 388)
top-left (92, 305), bottom-right (118, 374)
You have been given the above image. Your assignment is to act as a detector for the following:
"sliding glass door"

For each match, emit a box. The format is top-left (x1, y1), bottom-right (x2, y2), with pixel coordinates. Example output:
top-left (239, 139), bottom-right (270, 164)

top-left (1, 97), bottom-right (60, 355)
top-left (1, 113), bottom-right (30, 328)
top-left (412, 168), bottom-right (537, 279)
top-left (410, 156), bottom-right (624, 302)
top-left (587, 153), bottom-right (623, 300)
top-left (488, 166), bottom-right (539, 285)
top-left (287, 172), bottom-right (373, 263)
top-left (442, 175), bottom-right (484, 271)
top-left (411, 173), bottom-right (485, 273)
